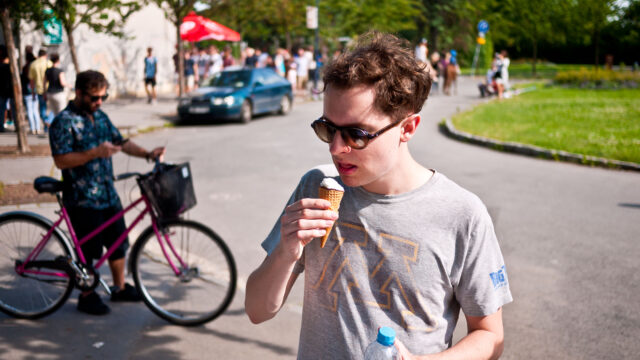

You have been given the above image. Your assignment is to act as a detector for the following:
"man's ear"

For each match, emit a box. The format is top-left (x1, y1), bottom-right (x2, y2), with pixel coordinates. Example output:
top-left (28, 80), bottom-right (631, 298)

top-left (400, 114), bottom-right (420, 142)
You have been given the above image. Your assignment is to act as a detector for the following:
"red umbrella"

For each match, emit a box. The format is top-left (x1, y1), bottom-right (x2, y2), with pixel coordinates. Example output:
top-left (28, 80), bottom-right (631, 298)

top-left (180, 11), bottom-right (241, 42)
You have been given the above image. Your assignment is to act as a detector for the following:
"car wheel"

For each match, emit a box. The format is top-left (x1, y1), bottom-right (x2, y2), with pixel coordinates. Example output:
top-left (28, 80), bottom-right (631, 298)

top-left (240, 100), bottom-right (252, 124)
top-left (279, 95), bottom-right (292, 115)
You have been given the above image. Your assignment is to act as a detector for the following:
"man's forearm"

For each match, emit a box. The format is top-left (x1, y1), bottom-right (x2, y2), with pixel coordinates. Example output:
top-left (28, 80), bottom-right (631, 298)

top-left (415, 329), bottom-right (503, 360)
top-left (122, 140), bottom-right (149, 159)
top-left (245, 247), bottom-right (299, 324)
top-left (53, 149), bottom-right (97, 169)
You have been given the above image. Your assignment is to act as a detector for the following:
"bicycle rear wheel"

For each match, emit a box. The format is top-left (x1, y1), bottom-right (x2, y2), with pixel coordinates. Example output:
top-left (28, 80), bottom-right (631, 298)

top-left (0, 212), bottom-right (74, 319)
top-left (130, 220), bottom-right (237, 326)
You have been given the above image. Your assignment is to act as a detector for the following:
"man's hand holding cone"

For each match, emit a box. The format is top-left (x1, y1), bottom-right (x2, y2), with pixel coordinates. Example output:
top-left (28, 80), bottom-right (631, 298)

top-left (317, 178), bottom-right (344, 248)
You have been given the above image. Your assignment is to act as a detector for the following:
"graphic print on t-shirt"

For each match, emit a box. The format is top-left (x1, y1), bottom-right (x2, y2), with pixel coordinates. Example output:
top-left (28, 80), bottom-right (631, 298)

top-left (311, 221), bottom-right (438, 332)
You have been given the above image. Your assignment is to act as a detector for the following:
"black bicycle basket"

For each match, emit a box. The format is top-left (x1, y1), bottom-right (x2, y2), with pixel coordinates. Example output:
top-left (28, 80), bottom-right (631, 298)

top-left (138, 163), bottom-right (197, 219)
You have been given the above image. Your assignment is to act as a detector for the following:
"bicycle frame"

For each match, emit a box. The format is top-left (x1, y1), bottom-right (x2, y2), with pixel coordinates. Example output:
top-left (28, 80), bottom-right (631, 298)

top-left (16, 194), bottom-right (189, 280)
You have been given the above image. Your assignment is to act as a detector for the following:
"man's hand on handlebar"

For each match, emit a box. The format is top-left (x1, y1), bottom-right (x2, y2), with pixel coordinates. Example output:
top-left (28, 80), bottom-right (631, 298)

top-left (147, 147), bottom-right (166, 163)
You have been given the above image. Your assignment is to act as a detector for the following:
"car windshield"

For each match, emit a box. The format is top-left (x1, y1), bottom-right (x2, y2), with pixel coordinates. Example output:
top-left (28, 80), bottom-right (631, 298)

top-left (209, 70), bottom-right (252, 88)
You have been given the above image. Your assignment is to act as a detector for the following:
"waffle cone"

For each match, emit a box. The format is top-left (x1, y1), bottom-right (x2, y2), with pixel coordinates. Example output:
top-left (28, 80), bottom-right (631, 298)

top-left (318, 187), bottom-right (344, 248)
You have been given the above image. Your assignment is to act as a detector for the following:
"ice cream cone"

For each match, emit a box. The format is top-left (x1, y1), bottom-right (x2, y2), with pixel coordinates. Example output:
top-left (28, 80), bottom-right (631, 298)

top-left (318, 179), bottom-right (344, 248)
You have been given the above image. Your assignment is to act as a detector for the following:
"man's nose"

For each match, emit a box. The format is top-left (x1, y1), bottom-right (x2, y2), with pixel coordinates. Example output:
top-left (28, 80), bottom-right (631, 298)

top-left (329, 132), bottom-right (351, 155)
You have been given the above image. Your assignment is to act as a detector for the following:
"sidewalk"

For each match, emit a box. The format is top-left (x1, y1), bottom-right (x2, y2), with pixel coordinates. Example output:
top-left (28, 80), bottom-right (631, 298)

top-left (1, 88), bottom-right (346, 186)
top-left (0, 97), bottom-right (177, 186)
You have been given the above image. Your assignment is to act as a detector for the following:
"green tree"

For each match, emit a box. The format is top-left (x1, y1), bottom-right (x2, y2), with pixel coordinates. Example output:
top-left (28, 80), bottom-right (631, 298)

top-left (321, 0), bottom-right (422, 37)
top-left (152, 0), bottom-right (197, 96)
top-left (203, 0), bottom-right (307, 52)
top-left (43, 0), bottom-right (142, 72)
top-left (495, 0), bottom-right (559, 76)
top-left (0, 0), bottom-right (48, 153)
top-left (575, 0), bottom-right (617, 66)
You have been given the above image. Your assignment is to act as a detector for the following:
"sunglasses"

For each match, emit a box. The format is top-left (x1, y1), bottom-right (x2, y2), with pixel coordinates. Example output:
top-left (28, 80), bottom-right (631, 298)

top-left (311, 116), bottom-right (406, 149)
top-left (85, 93), bottom-right (109, 102)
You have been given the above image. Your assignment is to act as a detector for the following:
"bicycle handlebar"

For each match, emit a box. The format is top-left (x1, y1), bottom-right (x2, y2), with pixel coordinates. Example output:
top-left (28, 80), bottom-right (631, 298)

top-left (114, 160), bottom-right (167, 182)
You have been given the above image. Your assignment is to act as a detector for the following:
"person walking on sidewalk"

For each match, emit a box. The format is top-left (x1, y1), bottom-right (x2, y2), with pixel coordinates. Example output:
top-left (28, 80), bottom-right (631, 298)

top-left (143, 47), bottom-right (158, 104)
top-left (29, 49), bottom-right (53, 132)
top-left (49, 70), bottom-right (166, 315)
top-left (21, 50), bottom-right (40, 134)
top-left (44, 53), bottom-right (70, 118)
top-left (245, 32), bottom-right (512, 359)
top-left (0, 45), bottom-right (16, 133)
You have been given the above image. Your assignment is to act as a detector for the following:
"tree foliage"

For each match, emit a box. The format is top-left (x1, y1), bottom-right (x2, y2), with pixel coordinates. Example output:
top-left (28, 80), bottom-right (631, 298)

top-left (43, 0), bottom-right (142, 71)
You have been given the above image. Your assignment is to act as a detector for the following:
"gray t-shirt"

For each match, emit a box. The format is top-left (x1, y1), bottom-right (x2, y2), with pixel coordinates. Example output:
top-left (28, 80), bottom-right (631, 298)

top-left (262, 165), bottom-right (512, 359)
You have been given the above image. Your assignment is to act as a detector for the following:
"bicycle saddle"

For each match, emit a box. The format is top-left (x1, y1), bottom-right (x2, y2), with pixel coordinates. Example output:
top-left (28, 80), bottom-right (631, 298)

top-left (34, 176), bottom-right (64, 194)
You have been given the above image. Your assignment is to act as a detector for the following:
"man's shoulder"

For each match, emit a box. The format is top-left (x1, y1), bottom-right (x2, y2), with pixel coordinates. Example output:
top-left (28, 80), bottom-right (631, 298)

top-left (431, 172), bottom-right (488, 217)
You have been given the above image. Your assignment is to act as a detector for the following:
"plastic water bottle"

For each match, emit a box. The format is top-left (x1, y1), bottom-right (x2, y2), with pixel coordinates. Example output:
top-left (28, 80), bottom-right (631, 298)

top-left (364, 327), bottom-right (399, 360)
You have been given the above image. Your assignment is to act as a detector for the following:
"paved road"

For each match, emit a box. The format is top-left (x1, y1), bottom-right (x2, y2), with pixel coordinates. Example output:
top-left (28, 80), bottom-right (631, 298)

top-left (1, 77), bottom-right (639, 359)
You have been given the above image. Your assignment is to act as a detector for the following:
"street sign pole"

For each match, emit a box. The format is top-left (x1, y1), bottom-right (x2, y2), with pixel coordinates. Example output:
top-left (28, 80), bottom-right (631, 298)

top-left (471, 43), bottom-right (481, 77)
top-left (471, 20), bottom-right (489, 77)
top-left (307, 2), bottom-right (320, 94)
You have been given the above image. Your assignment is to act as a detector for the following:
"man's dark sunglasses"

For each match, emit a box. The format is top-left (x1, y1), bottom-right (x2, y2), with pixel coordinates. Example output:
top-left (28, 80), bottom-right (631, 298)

top-left (86, 93), bottom-right (109, 102)
top-left (310, 117), bottom-right (405, 149)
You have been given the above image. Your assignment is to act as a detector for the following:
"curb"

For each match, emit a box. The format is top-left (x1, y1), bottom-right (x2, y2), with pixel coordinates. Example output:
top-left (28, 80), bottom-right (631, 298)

top-left (440, 118), bottom-right (640, 172)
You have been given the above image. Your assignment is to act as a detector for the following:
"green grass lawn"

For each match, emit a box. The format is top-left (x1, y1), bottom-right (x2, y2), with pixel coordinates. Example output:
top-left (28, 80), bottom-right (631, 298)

top-left (451, 87), bottom-right (640, 163)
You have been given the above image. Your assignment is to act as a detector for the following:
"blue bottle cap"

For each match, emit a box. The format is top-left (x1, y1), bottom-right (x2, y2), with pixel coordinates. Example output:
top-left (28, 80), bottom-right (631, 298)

top-left (376, 326), bottom-right (396, 346)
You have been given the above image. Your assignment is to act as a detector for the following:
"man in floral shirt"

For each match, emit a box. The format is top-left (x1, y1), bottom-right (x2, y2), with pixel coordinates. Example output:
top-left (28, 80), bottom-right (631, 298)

top-left (49, 70), bottom-right (165, 315)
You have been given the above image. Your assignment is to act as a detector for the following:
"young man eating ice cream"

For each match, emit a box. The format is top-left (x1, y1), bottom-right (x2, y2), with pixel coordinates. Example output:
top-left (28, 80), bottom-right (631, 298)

top-left (245, 31), bottom-right (512, 359)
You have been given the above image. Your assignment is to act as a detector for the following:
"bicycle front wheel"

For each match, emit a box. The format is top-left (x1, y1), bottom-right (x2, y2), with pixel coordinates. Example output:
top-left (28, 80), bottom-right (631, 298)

top-left (0, 212), bottom-right (74, 319)
top-left (130, 220), bottom-right (237, 326)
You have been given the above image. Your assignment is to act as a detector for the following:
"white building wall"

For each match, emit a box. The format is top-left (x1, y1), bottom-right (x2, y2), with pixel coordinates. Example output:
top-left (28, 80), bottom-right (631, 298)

top-left (18, 3), bottom-right (176, 98)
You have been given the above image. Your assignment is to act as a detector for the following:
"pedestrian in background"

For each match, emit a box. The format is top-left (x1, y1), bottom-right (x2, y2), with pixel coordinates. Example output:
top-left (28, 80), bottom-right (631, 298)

top-left (430, 51), bottom-right (441, 94)
top-left (415, 38), bottom-right (428, 63)
top-left (29, 49), bottom-right (53, 132)
top-left (222, 46), bottom-right (235, 68)
top-left (294, 47), bottom-right (309, 93)
top-left (184, 50), bottom-right (198, 92)
top-left (207, 45), bottom-right (223, 79)
top-left (195, 47), bottom-right (209, 86)
top-left (0, 45), bottom-right (16, 132)
top-left (21, 49), bottom-right (40, 134)
top-left (44, 53), bottom-right (70, 118)
top-left (143, 47), bottom-right (158, 104)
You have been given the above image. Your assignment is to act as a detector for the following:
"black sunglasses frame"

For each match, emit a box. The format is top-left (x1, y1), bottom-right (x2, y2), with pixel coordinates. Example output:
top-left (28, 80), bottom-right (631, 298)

top-left (311, 116), bottom-right (406, 149)
top-left (85, 92), bottom-right (109, 102)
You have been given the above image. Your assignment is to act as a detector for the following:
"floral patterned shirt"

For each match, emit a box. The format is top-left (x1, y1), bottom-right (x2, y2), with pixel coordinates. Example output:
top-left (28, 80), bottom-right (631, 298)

top-left (49, 101), bottom-right (123, 209)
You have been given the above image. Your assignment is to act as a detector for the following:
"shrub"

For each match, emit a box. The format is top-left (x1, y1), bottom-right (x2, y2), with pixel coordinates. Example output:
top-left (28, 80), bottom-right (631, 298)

top-left (554, 68), bottom-right (640, 89)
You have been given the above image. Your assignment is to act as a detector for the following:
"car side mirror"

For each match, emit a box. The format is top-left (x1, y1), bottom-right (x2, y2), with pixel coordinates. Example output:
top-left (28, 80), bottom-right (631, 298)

top-left (253, 82), bottom-right (263, 88)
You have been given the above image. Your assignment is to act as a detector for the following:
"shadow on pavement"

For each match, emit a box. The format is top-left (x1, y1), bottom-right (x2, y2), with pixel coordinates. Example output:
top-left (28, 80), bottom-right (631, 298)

top-left (192, 326), bottom-right (297, 356)
top-left (618, 203), bottom-right (640, 209)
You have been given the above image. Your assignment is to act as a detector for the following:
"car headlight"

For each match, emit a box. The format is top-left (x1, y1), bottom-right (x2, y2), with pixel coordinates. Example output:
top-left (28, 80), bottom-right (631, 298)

top-left (179, 98), bottom-right (191, 106)
top-left (211, 96), bottom-right (235, 106)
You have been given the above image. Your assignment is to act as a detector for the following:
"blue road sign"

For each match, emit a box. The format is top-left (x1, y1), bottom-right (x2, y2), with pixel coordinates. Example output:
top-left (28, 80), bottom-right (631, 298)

top-left (478, 20), bottom-right (489, 33)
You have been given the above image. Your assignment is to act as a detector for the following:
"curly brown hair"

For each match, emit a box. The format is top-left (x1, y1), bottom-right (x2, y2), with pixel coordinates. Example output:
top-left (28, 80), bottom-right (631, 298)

top-left (75, 70), bottom-right (109, 93)
top-left (322, 31), bottom-right (432, 120)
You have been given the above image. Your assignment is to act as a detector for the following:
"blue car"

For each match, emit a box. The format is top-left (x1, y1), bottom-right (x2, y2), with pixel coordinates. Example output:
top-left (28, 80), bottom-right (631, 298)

top-left (177, 67), bottom-right (293, 124)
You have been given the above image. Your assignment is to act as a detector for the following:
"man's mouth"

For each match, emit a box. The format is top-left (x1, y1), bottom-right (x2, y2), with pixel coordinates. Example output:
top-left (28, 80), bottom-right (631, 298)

top-left (336, 161), bottom-right (357, 175)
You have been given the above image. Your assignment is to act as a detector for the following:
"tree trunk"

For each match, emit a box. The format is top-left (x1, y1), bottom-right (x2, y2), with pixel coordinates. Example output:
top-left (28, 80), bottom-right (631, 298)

top-left (65, 24), bottom-right (80, 72)
top-left (594, 28), bottom-right (600, 68)
top-left (176, 22), bottom-right (185, 97)
top-left (1, 8), bottom-right (29, 153)
top-left (532, 37), bottom-right (538, 77)
top-left (430, 24), bottom-right (439, 54)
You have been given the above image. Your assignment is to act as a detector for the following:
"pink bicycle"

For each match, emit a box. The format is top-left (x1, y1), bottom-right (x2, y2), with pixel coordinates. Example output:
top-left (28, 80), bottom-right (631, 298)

top-left (0, 163), bottom-right (236, 326)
